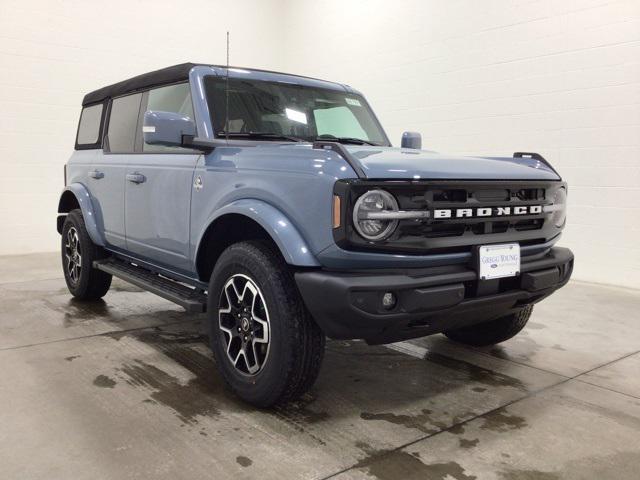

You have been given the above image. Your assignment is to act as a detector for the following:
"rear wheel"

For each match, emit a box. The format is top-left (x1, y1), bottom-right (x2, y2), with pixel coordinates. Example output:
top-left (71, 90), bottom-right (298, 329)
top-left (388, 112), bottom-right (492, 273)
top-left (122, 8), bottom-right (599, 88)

top-left (208, 240), bottom-right (325, 407)
top-left (444, 305), bottom-right (533, 346)
top-left (61, 209), bottom-right (112, 300)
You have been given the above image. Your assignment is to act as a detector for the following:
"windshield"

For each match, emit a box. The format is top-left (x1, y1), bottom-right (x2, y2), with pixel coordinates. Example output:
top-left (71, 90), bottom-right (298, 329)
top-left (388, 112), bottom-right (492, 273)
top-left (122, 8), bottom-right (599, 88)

top-left (204, 76), bottom-right (389, 145)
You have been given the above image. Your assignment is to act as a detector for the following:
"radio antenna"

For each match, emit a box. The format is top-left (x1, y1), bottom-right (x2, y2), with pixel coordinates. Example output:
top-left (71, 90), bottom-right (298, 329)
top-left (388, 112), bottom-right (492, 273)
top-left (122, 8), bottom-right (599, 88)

top-left (225, 31), bottom-right (230, 142)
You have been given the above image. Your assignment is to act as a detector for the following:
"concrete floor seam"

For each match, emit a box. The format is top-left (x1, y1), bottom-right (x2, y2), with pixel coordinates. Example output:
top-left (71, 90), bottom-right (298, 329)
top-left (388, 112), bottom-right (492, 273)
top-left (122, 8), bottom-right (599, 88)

top-left (569, 348), bottom-right (640, 380)
top-left (467, 346), bottom-right (574, 378)
top-left (472, 346), bottom-right (640, 385)
top-left (0, 318), bottom-right (196, 353)
top-left (573, 378), bottom-right (640, 401)
top-left (0, 276), bottom-right (62, 287)
top-left (390, 340), bottom-right (575, 380)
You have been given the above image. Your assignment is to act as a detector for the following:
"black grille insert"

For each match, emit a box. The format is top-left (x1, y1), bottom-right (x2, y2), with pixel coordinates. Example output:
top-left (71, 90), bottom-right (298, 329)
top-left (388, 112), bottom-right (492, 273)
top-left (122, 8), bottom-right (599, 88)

top-left (474, 189), bottom-right (510, 202)
top-left (334, 179), bottom-right (563, 255)
top-left (433, 189), bottom-right (467, 202)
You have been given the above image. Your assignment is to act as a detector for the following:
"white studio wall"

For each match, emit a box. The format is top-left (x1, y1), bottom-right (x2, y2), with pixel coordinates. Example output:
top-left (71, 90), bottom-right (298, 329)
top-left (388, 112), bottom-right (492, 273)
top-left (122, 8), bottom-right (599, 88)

top-left (1, 0), bottom-right (638, 288)
top-left (0, 0), bottom-right (284, 256)
top-left (279, 0), bottom-right (640, 288)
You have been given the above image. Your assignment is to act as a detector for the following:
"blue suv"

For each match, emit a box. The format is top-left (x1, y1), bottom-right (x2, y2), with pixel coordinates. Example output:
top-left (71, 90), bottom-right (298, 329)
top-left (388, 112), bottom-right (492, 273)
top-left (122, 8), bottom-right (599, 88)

top-left (58, 63), bottom-right (573, 406)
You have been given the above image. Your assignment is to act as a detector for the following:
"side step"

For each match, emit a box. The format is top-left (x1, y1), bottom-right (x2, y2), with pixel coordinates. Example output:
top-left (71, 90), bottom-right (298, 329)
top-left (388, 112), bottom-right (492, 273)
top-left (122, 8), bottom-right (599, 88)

top-left (93, 258), bottom-right (207, 313)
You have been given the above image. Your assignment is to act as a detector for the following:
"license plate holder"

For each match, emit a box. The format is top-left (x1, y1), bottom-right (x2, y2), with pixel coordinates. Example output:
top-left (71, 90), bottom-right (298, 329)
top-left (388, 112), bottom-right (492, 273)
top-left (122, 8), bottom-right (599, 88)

top-left (478, 243), bottom-right (520, 280)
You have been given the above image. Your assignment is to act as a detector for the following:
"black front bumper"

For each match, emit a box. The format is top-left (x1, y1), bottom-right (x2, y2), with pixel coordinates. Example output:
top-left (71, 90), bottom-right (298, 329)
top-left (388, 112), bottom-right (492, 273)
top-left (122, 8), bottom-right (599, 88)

top-left (295, 247), bottom-right (573, 344)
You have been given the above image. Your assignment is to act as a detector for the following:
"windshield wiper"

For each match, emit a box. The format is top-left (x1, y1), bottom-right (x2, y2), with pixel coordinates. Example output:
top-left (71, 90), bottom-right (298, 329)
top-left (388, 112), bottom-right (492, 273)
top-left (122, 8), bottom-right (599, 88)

top-left (219, 131), bottom-right (307, 142)
top-left (315, 134), bottom-right (379, 146)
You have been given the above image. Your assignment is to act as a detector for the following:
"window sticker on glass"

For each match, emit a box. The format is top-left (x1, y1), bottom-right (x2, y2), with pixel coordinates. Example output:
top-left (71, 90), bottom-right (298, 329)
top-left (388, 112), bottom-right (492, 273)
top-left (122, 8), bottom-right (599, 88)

top-left (285, 108), bottom-right (307, 124)
top-left (345, 98), bottom-right (362, 107)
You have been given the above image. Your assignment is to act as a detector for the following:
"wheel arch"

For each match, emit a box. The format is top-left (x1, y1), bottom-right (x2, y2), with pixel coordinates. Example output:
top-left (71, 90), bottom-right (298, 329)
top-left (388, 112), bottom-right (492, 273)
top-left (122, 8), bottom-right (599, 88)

top-left (57, 184), bottom-right (104, 246)
top-left (195, 200), bottom-right (319, 282)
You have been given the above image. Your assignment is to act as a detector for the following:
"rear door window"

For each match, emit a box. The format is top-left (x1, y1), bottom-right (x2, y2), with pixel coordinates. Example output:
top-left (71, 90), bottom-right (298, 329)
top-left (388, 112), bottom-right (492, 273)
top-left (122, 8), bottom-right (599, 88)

top-left (76, 103), bottom-right (103, 147)
top-left (106, 93), bottom-right (142, 153)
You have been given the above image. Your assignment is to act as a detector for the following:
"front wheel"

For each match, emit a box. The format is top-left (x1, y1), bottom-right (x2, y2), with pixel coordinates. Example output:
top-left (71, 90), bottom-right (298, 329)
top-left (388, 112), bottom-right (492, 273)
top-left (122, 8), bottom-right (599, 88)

top-left (61, 209), bottom-right (112, 300)
top-left (444, 305), bottom-right (533, 346)
top-left (208, 241), bottom-right (325, 407)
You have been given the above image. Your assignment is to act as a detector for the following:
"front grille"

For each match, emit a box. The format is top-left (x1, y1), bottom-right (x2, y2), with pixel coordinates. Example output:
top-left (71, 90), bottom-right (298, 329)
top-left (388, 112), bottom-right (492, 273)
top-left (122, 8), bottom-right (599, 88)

top-left (335, 180), bottom-right (565, 255)
top-left (402, 216), bottom-right (544, 238)
top-left (398, 183), bottom-right (547, 239)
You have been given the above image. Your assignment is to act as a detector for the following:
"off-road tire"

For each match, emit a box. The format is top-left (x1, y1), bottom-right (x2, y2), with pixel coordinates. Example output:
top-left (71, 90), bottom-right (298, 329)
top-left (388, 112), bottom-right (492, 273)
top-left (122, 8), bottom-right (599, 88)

top-left (444, 305), bottom-right (533, 346)
top-left (61, 209), bottom-right (112, 300)
top-left (208, 240), bottom-right (325, 408)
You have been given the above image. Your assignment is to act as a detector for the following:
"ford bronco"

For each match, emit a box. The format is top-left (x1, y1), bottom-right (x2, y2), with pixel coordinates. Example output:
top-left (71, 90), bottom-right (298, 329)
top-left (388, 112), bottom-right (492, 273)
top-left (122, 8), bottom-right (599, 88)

top-left (58, 63), bottom-right (573, 407)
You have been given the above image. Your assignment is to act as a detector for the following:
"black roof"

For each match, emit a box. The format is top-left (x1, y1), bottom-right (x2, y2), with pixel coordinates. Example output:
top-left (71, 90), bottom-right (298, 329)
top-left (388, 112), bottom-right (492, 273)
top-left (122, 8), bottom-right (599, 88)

top-left (82, 63), bottom-right (196, 106)
top-left (82, 62), bottom-right (346, 106)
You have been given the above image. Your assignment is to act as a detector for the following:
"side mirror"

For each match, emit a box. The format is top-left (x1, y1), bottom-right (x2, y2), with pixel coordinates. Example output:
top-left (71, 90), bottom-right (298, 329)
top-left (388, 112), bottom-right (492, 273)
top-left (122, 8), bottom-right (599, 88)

top-left (401, 131), bottom-right (422, 150)
top-left (143, 110), bottom-right (196, 147)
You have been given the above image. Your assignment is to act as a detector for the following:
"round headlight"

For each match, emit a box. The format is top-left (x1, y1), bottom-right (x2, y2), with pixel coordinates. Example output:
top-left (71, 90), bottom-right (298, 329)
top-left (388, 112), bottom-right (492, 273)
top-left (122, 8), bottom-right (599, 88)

top-left (552, 187), bottom-right (567, 227)
top-left (352, 190), bottom-right (399, 241)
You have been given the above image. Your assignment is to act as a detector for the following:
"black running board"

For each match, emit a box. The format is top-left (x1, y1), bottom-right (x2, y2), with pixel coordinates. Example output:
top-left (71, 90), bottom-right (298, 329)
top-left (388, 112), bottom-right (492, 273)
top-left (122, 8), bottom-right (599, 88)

top-left (93, 258), bottom-right (207, 313)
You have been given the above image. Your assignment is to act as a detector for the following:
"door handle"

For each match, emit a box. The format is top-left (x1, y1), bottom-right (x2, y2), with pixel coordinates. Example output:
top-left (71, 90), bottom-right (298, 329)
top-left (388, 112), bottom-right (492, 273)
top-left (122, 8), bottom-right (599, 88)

top-left (126, 173), bottom-right (146, 184)
top-left (88, 170), bottom-right (104, 179)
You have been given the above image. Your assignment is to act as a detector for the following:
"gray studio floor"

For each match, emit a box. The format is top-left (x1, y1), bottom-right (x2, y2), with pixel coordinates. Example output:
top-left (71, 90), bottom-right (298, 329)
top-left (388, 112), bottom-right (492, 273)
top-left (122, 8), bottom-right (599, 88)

top-left (1, 252), bottom-right (639, 480)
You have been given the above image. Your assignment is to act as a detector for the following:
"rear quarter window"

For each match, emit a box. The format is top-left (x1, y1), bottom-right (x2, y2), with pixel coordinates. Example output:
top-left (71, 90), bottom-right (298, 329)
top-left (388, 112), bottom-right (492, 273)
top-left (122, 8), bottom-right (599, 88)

top-left (75, 103), bottom-right (104, 148)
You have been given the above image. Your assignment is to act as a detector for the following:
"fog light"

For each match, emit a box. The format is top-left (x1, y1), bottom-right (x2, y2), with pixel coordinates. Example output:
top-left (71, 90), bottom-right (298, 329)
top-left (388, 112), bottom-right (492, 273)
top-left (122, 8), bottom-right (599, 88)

top-left (382, 292), bottom-right (396, 310)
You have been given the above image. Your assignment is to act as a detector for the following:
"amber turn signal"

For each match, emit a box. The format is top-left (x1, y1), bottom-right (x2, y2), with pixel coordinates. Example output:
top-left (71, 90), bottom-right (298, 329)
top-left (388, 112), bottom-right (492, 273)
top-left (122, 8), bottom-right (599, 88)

top-left (333, 195), bottom-right (341, 229)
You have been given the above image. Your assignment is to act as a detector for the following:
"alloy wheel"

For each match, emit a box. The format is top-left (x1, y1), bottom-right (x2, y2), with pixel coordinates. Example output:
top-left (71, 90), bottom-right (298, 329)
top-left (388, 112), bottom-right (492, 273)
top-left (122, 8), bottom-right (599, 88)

top-left (218, 274), bottom-right (271, 375)
top-left (64, 227), bottom-right (82, 285)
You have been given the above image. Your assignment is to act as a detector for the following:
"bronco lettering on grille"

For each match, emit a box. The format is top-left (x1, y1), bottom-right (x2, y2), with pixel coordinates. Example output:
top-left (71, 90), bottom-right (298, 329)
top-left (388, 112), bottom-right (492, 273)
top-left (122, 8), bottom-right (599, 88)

top-left (433, 205), bottom-right (542, 219)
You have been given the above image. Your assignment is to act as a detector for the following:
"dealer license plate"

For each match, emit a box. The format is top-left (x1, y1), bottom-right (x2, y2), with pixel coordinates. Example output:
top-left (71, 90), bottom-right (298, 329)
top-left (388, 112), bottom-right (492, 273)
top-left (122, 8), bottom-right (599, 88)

top-left (478, 243), bottom-right (520, 280)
